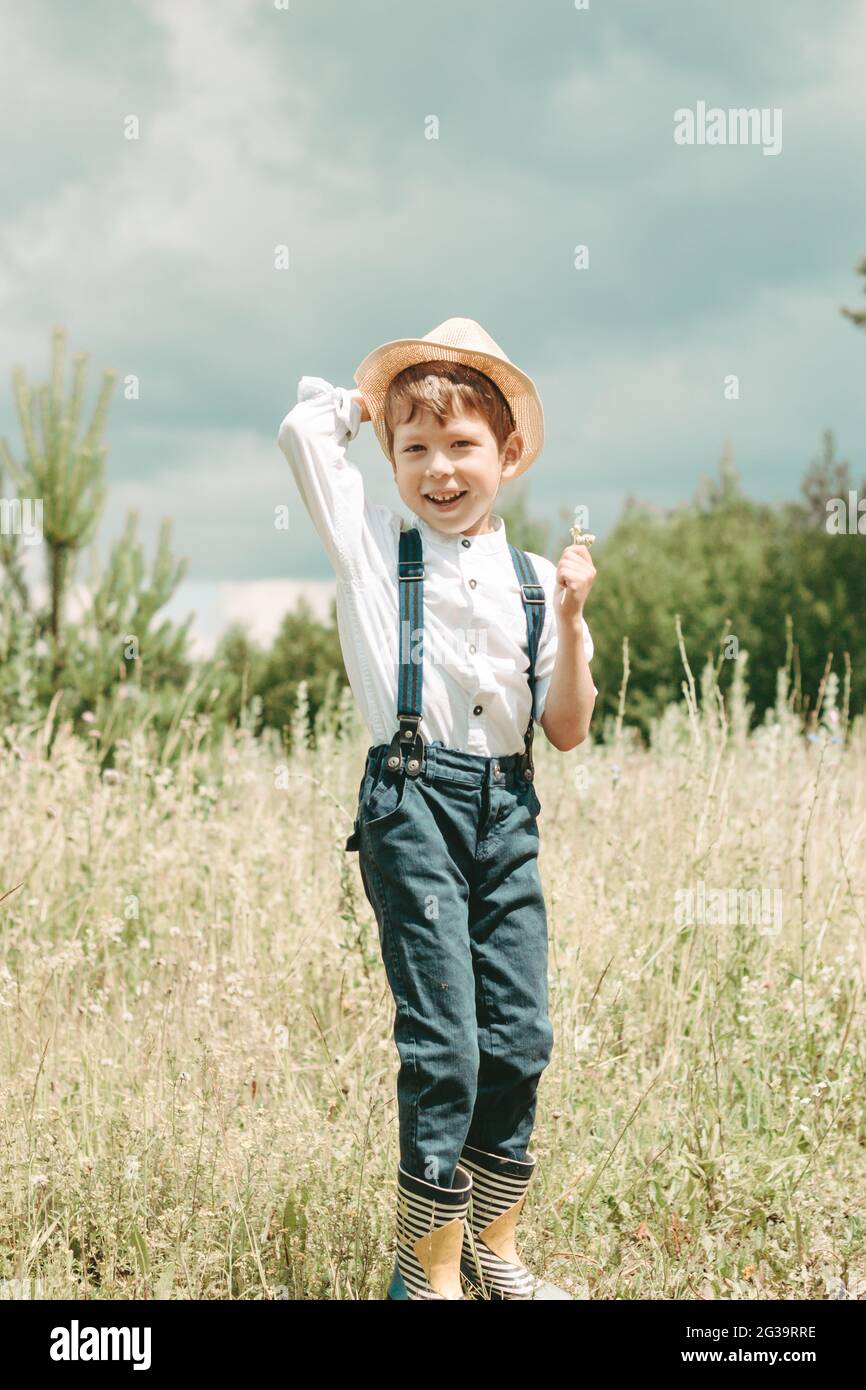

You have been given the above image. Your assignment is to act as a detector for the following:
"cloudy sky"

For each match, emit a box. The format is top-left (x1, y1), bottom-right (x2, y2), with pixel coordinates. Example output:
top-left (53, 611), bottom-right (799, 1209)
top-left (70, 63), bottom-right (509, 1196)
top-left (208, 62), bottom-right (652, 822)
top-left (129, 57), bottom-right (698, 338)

top-left (2, 0), bottom-right (864, 655)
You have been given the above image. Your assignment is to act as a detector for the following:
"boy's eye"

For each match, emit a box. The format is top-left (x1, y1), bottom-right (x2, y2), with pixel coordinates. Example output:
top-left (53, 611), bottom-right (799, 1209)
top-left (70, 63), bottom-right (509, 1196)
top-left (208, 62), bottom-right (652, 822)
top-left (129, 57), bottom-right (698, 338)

top-left (401, 438), bottom-right (475, 453)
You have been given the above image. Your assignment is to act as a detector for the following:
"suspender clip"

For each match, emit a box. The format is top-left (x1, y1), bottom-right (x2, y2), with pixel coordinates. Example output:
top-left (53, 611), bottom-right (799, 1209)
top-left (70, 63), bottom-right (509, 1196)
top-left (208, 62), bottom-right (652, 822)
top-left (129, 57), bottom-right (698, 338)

top-left (520, 582), bottom-right (545, 605)
top-left (519, 717), bottom-right (536, 782)
top-left (398, 559), bottom-right (424, 580)
top-left (386, 713), bottom-right (424, 776)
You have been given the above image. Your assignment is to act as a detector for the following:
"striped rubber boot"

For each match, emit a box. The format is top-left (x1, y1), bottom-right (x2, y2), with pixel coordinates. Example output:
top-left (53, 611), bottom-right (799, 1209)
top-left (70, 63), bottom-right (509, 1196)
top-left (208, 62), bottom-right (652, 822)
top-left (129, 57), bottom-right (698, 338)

top-left (459, 1143), bottom-right (573, 1300)
top-left (386, 1162), bottom-right (473, 1300)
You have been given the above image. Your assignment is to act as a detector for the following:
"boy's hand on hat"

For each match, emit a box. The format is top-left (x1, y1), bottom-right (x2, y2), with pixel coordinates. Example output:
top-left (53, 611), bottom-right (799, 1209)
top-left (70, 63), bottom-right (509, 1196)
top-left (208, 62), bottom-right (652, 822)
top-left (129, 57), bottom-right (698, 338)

top-left (349, 388), bottom-right (370, 422)
top-left (554, 543), bottom-right (596, 624)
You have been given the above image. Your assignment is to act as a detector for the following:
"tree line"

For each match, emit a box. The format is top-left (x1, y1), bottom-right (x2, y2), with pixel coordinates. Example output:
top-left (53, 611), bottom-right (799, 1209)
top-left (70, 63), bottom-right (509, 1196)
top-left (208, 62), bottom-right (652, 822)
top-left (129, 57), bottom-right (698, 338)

top-left (1, 275), bottom-right (864, 762)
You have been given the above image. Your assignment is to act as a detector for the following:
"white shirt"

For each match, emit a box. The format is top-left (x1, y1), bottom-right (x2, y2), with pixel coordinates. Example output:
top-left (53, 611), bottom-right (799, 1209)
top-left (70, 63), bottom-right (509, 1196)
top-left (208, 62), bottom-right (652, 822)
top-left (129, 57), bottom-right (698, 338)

top-left (277, 376), bottom-right (595, 757)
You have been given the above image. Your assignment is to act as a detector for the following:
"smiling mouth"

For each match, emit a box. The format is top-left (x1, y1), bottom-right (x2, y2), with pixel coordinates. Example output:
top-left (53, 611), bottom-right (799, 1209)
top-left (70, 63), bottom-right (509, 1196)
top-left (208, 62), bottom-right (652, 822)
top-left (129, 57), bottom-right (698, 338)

top-left (425, 490), bottom-right (467, 508)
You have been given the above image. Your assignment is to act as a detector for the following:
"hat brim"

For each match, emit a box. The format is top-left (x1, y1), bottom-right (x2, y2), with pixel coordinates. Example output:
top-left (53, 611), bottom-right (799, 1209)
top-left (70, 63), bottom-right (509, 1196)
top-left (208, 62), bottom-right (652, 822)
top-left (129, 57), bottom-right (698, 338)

top-left (353, 336), bottom-right (544, 476)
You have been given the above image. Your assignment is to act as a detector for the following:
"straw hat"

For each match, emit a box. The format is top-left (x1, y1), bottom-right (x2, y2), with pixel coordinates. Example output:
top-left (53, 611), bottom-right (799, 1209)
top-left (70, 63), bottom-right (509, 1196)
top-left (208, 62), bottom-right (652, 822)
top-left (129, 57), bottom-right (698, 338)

top-left (353, 317), bottom-right (545, 476)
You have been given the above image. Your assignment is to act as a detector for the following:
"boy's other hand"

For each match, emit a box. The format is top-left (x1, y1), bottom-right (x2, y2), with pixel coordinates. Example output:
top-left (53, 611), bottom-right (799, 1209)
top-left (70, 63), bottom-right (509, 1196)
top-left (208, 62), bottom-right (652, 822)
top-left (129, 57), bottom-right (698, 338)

top-left (554, 542), bottom-right (596, 625)
top-left (349, 389), bottom-right (371, 422)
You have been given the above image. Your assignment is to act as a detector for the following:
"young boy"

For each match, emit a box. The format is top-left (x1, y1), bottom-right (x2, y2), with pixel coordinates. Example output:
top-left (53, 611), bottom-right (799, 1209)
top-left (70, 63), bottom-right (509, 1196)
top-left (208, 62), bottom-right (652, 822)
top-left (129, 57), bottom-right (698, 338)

top-left (277, 317), bottom-right (596, 1300)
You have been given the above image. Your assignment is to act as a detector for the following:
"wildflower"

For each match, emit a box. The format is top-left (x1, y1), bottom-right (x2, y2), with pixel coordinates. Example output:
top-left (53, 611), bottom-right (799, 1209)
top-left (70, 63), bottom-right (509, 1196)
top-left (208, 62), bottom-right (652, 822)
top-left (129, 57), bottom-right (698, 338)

top-left (102, 768), bottom-right (122, 786)
top-left (30, 1174), bottom-right (49, 1187)
top-left (81, 711), bottom-right (96, 724)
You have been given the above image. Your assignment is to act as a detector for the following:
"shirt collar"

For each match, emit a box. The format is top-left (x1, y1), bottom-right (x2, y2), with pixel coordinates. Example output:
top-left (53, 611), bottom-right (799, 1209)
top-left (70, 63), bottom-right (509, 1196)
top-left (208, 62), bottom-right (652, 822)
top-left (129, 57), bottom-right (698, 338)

top-left (409, 510), bottom-right (509, 555)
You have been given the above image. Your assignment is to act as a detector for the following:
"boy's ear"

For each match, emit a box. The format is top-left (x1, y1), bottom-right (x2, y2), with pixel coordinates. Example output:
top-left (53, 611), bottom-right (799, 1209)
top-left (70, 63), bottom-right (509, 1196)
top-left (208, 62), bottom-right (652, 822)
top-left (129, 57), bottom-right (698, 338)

top-left (499, 429), bottom-right (525, 479)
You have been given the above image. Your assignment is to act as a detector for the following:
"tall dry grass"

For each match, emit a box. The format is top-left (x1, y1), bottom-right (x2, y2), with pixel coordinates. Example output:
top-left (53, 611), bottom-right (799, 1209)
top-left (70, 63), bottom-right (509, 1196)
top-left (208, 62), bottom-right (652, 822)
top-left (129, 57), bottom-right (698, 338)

top-left (1, 655), bottom-right (864, 1300)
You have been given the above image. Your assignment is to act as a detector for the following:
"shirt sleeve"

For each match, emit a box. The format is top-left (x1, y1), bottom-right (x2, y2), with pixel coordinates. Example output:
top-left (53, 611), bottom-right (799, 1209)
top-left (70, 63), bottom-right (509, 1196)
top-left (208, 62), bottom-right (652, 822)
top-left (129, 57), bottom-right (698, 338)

top-left (277, 377), bottom-right (366, 577)
top-left (528, 555), bottom-right (597, 722)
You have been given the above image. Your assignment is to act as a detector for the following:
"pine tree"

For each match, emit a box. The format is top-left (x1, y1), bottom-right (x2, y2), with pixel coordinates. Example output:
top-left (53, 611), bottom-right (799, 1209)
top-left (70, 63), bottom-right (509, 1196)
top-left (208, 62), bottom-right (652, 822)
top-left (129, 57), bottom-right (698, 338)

top-left (0, 327), bottom-right (195, 752)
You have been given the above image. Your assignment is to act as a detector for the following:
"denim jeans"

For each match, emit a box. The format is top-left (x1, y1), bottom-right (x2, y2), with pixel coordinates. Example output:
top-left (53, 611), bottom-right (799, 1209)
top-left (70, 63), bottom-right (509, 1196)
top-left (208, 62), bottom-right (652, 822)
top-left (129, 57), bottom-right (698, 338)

top-left (347, 739), bottom-right (554, 1189)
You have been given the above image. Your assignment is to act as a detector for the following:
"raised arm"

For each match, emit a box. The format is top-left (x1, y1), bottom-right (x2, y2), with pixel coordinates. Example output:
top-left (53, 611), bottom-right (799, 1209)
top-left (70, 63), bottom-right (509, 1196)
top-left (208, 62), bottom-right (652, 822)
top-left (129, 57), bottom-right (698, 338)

top-left (277, 377), bottom-right (369, 575)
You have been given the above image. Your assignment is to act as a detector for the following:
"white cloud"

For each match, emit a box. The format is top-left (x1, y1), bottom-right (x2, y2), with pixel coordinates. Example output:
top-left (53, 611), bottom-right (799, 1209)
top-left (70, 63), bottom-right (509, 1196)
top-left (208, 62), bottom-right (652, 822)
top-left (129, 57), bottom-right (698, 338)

top-left (0, 0), bottom-right (330, 367)
top-left (2, 0), bottom-right (864, 612)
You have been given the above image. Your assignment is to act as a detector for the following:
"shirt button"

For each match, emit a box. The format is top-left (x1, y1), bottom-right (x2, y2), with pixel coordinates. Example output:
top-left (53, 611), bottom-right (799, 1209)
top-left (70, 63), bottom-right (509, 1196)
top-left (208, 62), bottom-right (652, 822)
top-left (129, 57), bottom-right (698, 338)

top-left (468, 578), bottom-right (477, 589)
top-left (468, 644), bottom-right (476, 654)
top-left (461, 538), bottom-right (471, 548)
top-left (473, 704), bottom-right (483, 716)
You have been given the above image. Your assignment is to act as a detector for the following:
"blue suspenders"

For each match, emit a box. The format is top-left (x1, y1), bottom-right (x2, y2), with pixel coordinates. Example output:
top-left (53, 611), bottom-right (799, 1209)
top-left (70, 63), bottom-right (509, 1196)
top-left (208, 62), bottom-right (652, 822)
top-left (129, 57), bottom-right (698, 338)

top-left (384, 526), bottom-right (546, 782)
top-left (507, 541), bottom-right (546, 782)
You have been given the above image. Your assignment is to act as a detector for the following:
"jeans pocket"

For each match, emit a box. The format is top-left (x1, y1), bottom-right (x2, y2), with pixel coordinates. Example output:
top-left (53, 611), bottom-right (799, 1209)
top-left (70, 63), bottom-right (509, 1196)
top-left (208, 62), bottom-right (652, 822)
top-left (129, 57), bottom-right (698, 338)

top-left (359, 763), bottom-right (409, 839)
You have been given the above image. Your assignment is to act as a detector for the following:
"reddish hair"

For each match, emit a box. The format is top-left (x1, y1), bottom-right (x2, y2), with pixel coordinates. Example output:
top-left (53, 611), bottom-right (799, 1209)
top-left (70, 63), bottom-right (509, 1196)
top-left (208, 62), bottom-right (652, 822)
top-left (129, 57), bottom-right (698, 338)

top-left (383, 360), bottom-right (516, 459)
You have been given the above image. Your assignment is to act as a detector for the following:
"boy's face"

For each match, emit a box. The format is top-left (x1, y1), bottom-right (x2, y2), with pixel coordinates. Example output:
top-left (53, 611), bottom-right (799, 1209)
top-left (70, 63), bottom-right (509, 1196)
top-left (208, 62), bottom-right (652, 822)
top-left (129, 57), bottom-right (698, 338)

top-left (389, 406), bottom-right (524, 537)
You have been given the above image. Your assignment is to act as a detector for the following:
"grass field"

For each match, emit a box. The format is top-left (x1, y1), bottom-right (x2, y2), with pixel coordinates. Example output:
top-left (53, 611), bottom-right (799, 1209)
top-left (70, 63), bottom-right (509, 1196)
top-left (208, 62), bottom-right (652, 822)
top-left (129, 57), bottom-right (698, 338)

top-left (2, 660), bottom-right (865, 1301)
